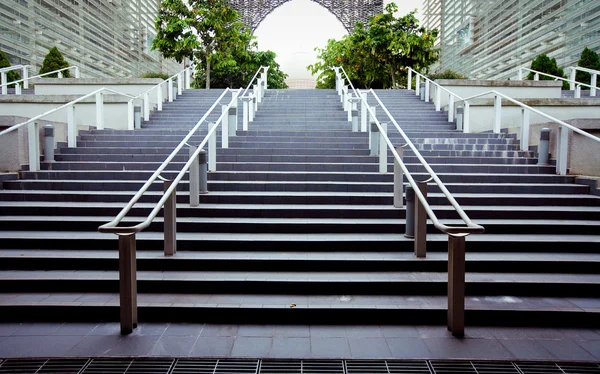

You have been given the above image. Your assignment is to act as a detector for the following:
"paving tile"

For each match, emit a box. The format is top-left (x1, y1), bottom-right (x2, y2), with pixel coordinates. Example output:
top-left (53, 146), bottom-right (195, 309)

top-left (422, 338), bottom-right (473, 359)
top-left (346, 326), bottom-right (383, 338)
top-left (231, 337), bottom-right (273, 357)
top-left (348, 337), bottom-right (392, 359)
top-left (109, 334), bottom-right (161, 356)
top-left (0, 336), bottom-right (36, 357)
top-left (163, 323), bottom-right (203, 337)
top-left (273, 325), bottom-right (310, 338)
top-left (386, 337), bottom-right (432, 359)
top-left (536, 339), bottom-right (597, 361)
top-left (238, 325), bottom-right (275, 337)
top-left (190, 337), bottom-right (235, 357)
top-left (498, 339), bottom-right (557, 360)
top-left (0, 323), bottom-right (24, 336)
top-left (380, 326), bottom-right (420, 338)
top-left (89, 323), bottom-right (121, 336)
top-left (68, 334), bottom-right (122, 356)
top-left (149, 335), bottom-right (197, 356)
top-left (269, 337), bottom-right (311, 358)
top-left (310, 337), bottom-right (351, 359)
top-left (310, 325), bottom-right (347, 338)
top-left (13, 322), bottom-right (63, 336)
top-left (51, 323), bottom-right (97, 336)
top-left (25, 335), bottom-right (86, 357)
top-left (575, 340), bottom-right (600, 360)
top-left (416, 326), bottom-right (454, 338)
top-left (200, 324), bottom-right (239, 337)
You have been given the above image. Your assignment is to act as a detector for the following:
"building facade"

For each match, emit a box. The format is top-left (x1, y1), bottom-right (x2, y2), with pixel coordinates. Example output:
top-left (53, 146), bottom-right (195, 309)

top-left (422, 0), bottom-right (600, 80)
top-left (0, 0), bottom-right (181, 78)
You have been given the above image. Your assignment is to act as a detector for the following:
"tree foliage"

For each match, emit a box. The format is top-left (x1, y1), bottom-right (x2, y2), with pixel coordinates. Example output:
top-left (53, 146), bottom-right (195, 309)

top-left (0, 49), bottom-right (21, 85)
top-left (428, 69), bottom-right (467, 80)
top-left (39, 47), bottom-right (70, 77)
top-left (308, 3), bottom-right (439, 89)
top-left (575, 47), bottom-right (600, 86)
top-left (528, 54), bottom-right (568, 90)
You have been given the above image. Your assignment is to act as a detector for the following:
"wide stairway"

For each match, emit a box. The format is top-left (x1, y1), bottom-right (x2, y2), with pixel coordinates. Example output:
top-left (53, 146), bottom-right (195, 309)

top-left (0, 88), bottom-right (599, 330)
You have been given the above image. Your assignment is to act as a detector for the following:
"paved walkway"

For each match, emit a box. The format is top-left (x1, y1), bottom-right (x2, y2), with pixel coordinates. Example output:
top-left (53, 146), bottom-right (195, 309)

top-left (0, 323), bottom-right (599, 361)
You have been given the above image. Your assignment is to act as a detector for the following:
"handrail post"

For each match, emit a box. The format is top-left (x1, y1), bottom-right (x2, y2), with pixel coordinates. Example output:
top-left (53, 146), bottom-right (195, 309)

top-left (22, 66), bottom-right (29, 89)
top-left (221, 105), bottom-right (229, 148)
top-left (370, 121), bottom-right (379, 156)
top-left (424, 80), bottom-right (430, 103)
top-left (538, 128), bottom-right (550, 165)
top-left (456, 106), bottom-right (463, 131)
top-left (229, 97), bottom-right (238, 134)
top-left (570, 69), bottom-right (576, 91)
top-left (143, 92), bottom-right (150, 121)
top-left (534, 72), bottom-right (539, 81)
top-left (575, 85), bottom-right (581, 99)
top-left (177, 73), bottom-right (183, 96)
top-left (347, 93), bottom-right (353, 122)
top-left (163, 179), bottom-right (177, 256)
top-left (448, 234), bottom-right (466, 337)
top-left (520, 108), bottom-right (530, 151)
top-left (256, 79), bottom-right (263, 103)
top-left (118, 233), bottom-right (138, 335)
top-left (1, 72), bottom-right (6, 95)
top-left (379, 123), bottom-right (387, 174)
top-left (157, 84), bottom-right (163, 111)
top-left (58, 71), bottom-right (63, 78)
top-left (249, 94), bottom-right (255, 122)
top-left (168, 78), bottom-right (173, 102)
top-left (27, 121), bottom-right (40, 172)
top-left (127, 101), bottom-right (134, 130)
top-left (591, 74), bottom-right (597, 97)
top-left (186, 68), bottom-right (192, 90)
top-left (74, 67), bottom-right (80, 79)
top-left (407, 69), bottom-right (412, 91)
top-left (394, 146), bottom-right (404, 208)
top-left (493, 94), bottom-right (501, 133)
top-left (208, 122), bottom-right (217, 172)
top-left (351, 107), bottom-right (359, 132)
top-left (343, 86), bottom-right (348, 110)
top-left (242, 97), bottom-right (250, 131)
top-left (360, 92), bottom-right (368, 132)
top-left (517, 68), bottom-right (523, 81)
top-left (15, 83), bottom-right (21, 95)
top-left (448, 95), bottom-right (455, 122)
top-left (435, 86), bottom-right (441, 111)
top-left (414, 182), bottom-right (427, 258)
top-left (463, 103), bottom-right (470, 133)
top-left (415, 74), bottom-right (420, 97)
top-left (95, 92), bottom-right (104, 130)
top-left (67, 105), bottom-right (76, 147)
top-left (189, 145), bottom-right (200, 207)
top-left (557, 125), bottom-right (569, 175)
top-left (261, 71), bottom-right (268, 91)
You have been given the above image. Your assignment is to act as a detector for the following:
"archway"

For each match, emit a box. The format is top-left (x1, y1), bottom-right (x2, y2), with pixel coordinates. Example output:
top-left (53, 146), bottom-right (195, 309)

top-left (226, 0), bottom-right (383, 33)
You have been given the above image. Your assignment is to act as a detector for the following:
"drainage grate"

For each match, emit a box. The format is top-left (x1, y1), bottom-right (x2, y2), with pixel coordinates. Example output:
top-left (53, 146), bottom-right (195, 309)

top-left (0, 358), bottom-right (598, 374)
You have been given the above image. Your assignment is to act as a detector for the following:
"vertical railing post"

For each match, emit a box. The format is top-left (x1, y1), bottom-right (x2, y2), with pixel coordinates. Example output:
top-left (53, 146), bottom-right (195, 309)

top-left (67, 105), bottom-right (76, 147)
top-left (118, 233), bottom-right (138, 335)
top-left (177, 73), bottom-right (183, 95)
top-left (407, 69), bottom-right (412, 91)
top-left (415, 74), bottom-right (420, 97)
top-left (456, 106), bottom-right (463, 131)
top-left (435, 86), bottom-right (441, 111)
top-left (534, 72), bottom-right (539, 81)
top-left (22, 66), bottom-right (29, 89)
top-left (189, 146), bottom-right (200, 207)
top-left (538, 128), bottom-right (550, 165)
top-left (43, 124), bottom-right (55, 163)
top-left (15, 83), bottom-right (21, 95)
top-left (557, 125), bottom-right (569, 175)
top-left (520, 108), bottom-right (530, 151)
top-left (424, 80), bottom-right (430, 102)
top-left (221, 105), bottom-right (229, 149)
top-left (249, 94), bottom-right (255, 122)
top-left (379, 123), bottom-right (387, 174)
top-left (58, 71), bottom-right (63, 78)
top-left (394, 146), bottom-right (404, 208)
top-left (343, 86), bottom-right (348, 110)
top-left (347, 93), bottom-right (353, 122)
top-left (591, 74), bottom-right (597, 97)
top-left (74, 67), bottom-right (81, 79)
top-left (134, 106), bottom-right (142, 130)
top-left (157, 84), bottom-right (163, 111)
top-left (199, 149), bottom-right (208, 193)
top-left (27, 121), bottom-right (40, 172)
top-left (448, 95), bottom-right (455, 122)
top-left (95, 91), bottom-right (104, 130)
top-left (229, 98), bottom-right (238, 134)
top-left (242, 97), bottom-right (250, 131)
top-left (517, 68), bottom-right (523, 81)
top-left (127, 101), bottom-right (134, 130)
top-left (575, 85), bottom-right (581, 99)
top-left (360, 92), bottom-right (368, 132)
top-left (448, 234), bottom-right (466, 337)
top-left (163, 179), bottom-right (177, 256)
top-left (186, 68), bottom-right (192, 90)
top-left (463, 103), bottom-right (470, 133)
top-left (493, 94), bottom-right (501, 133)
top-left (143, 92), bottom-right (150, 121)
top-left (1, 72), bottom-right (7, 95)
top-left (570, 68), bottom-right (576, 91)
top-left (208, 122), bottom-right (217, 172)
top-left (168, 78), bottom-right (173, 102)
top-left (370, 121), bottom-right (379, 156)
top-left (257, 79), bottom-right (263, 103)
top-left (414, 182), bottom-right (427, 258)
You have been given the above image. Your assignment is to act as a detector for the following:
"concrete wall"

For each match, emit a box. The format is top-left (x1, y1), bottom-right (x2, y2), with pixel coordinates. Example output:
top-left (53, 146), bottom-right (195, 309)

top-left (0, 95), bottom-right (131, 130)
top-left (430, 80), bottom-right (563, 109)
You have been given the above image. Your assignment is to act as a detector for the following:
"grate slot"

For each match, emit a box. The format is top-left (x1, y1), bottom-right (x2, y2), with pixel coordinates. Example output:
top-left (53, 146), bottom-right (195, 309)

top-left (126, 358), bottom-right (174, 374)
top-left (82, 358), bottom-right (133, 374)
top-left (214, 360), bottom-right (259, 373)
top-left (172, 359), bottom-right (218, 374)
top-left (430, 360), bottom-right (477, 373)
top-left (302, 360), bottom-right (345, 374)
top-left (386, 361), bottom-right (432, 373)
top-left (38, 358), bottom-right (89, 373)
top-left (259, 360), bottom-right (302, 373)
top-left (0, 359), bottom-right (46, 373)
top-left (470, 361), bottom-right (521, 374)
top-left (557, 362), bottom-right (600, 374)
top-left (346, 360), bottom-right (389, 373)
top-left (515, 362), bottom-right (563, 374)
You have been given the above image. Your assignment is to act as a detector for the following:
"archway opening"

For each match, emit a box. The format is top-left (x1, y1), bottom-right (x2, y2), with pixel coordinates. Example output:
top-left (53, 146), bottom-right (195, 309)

top-left (254, 0), bottom-right (347, 88)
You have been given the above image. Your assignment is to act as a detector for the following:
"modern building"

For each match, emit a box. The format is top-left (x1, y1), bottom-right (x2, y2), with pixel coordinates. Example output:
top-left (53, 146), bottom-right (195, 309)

top-left (422, 0), bottom-right (600, 80)
top-left (0, 0), bottom-right (181, 78)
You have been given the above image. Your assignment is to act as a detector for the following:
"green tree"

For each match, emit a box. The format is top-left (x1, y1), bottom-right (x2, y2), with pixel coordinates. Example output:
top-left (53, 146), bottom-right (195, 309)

top-left (152, 0), bottom-right (252, 89)
top-left (528, 54), bottom-right (568, 90)
top-left (39, 47), bottom-right (71, 77)
top-left (0, 49), bottom-right (21, 85)
top-left (575, 47), bottom-right (600, 86)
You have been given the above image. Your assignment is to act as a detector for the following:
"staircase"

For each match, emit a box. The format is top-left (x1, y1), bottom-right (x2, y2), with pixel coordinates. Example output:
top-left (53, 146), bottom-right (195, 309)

top-left (0, 88), bottom-right (599, 330)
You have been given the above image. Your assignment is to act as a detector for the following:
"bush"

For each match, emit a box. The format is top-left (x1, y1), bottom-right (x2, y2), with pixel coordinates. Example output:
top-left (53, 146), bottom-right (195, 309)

top-left (0, 49), bottom-right (21, 85)
top-left (575, 48), bottom-right (600, 86)
top-left (39, 47), bottom-right (70, 78)
top-left (140, 72), bottom-right (170, 80)
top-left (528, 54), bottom-right (569, 90)
top-left (428, 69), bottom-right (467, 80)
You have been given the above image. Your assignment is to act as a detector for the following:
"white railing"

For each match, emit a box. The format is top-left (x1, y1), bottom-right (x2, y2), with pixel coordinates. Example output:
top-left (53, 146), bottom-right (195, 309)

top-left (239, 66), bottom-right (269, 131)
top-left (1, 66), bottom-right (80, 95)
top-left (567, 66), bottom-right (600, 96)
top-left (0, 87), bottom-right (135, 172)
top-left (98, 87), bottom-right (240, 333)
top-left (126, 66), bottom-right (194, 130)
top-left (335, 65), bottom-right (484, 338)
top-left (0, 65), bottom-right (29, 94)
top-left (517, 67), bottom-right (600, 98)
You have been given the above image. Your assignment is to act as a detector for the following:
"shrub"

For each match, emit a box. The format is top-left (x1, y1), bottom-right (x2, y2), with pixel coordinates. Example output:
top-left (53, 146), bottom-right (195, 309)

top-left (0, 49), bottom-right (21, 85)
top-left (140, 72), bottom-right (170, 80)
top-left (575, 48), bottom-right (600, 86)
top-left (39, 47), bottom-right (70, 78)
top-left (428, 69), bottom-right (467, 80)
top-left (528, 54), bottom-right (569, 90)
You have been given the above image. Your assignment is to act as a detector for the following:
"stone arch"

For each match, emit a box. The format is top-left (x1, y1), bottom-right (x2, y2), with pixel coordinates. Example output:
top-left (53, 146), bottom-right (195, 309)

top-left (226, 0), bottom-right (383, 33)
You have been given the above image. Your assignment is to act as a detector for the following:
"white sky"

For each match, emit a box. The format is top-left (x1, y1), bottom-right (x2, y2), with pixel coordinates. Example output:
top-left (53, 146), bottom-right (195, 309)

top-left (254, 0), bottom-right (423, 79)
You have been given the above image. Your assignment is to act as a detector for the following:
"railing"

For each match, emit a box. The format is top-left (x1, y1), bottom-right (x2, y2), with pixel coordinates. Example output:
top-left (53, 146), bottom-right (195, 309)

top-left (0, 87), bottom-right (136, 172)
top-left (126, 66), bottom-right (194, 130)
top-left (0, 65), bottom-right (29, 94)
top-left (239, 66), bottom-right (269, 131)
top-left (334, 66), bottom-right (484, 337)
top-left (517, 67), bottom-right (600, 98)
top-left (567, 66), bottom-right (600, 96)
top-left (1, 66), bottom-right (80, 95)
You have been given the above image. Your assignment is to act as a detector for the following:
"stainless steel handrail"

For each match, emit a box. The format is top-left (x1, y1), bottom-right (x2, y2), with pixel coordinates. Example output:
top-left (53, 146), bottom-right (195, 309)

top-left (241, 66), bottom-right (268, 98)
top-left (98, 88), bottom-right (235, 234)
top-left (1, 66), bottom-right (80, 88)
top-left (337, 66), bottom-right (484, 236)
top-left (518, 67), bottom-right (600, 92)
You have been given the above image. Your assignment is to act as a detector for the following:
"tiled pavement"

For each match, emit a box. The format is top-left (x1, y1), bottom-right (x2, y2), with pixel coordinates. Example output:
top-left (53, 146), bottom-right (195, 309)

top-left (0, 322), bottom-right (599, 361)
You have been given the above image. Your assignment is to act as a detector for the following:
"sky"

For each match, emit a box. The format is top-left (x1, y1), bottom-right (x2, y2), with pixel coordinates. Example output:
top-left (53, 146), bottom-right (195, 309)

top-left (254, 0), bottom-right (424, 80)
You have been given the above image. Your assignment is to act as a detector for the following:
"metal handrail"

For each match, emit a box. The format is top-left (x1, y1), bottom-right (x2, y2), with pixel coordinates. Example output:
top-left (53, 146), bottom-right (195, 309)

top-left (406, 67), bottom-right (465, 117)
top-left (1, 66), bottom-right (80, 89)
top-left (240, 66), bottom-right (268, 98)
top-left (98, 88), bottom-right (236, 234)
top-left (0, 87), bottom-right (136, 138)
top-left (337, 66), bottom-right (484, 236)
top-left (132, 66), bottom-right (190, 100)
top-left (0, 65), bottom-right (27, 73)
top-left (518, 67), bottom-right (599, 93)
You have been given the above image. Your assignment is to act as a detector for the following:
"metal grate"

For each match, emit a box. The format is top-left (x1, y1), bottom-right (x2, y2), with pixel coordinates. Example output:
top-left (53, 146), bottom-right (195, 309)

top-left (0, 358), bottom-right (598, 374)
